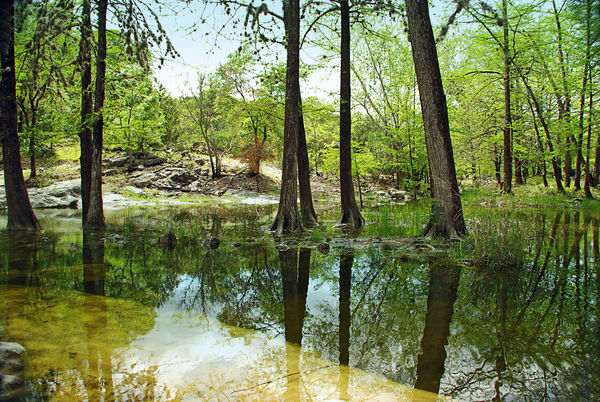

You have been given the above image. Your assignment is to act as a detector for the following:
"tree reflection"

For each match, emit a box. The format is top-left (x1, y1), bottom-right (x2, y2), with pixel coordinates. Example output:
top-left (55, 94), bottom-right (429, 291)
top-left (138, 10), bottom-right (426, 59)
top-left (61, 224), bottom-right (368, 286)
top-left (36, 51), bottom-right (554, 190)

top-left (82, 230), bottom-right (114, 401)
top-left (414, 263), bottom-right (460, 394)
top-left (446, 210), bottom-right (600, 400)
top-left (280, 247), bottom-right (311, 399)
top-left (6, 231), bottom-right (39, 286)
top-left (338, 250), bottom-right (353, 399)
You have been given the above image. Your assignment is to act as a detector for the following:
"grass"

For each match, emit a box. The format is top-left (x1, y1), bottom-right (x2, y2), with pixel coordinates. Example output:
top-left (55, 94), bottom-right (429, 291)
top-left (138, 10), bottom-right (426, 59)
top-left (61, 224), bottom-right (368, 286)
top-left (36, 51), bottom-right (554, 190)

top-left (361, 201), bottom-right (430, 238)
top-left (461, 182), bottom-right (600, 210)
top-left (456, 209), bottom-right (542, 270)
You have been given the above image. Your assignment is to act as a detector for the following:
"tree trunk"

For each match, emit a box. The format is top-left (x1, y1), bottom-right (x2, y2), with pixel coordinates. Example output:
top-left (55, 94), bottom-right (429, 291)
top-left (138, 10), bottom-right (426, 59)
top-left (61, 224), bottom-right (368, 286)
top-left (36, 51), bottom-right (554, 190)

top-left (584, 67), bottom-right (593, 199)
top-left (29, 125), bottom-right (36, 179)
top-left (580, 0), bottom-right (593, 199)
top-left (553, 0), bottom-right (574, 190)
top-left (0, 0), bottom-right (40, 230)
top-left (298, 94), bottom-right (318, 227)
top-left (85, 0), bottom-right (107, 229)
top-left (502, 0), bottom-right (513, 194)
top-left (339, 0), bottom-right (364, 228)
top-left (271, 0), bottom-right (301, 233)
top-left (595, 125), bottom-right (600, 186)
top-left (494, 144), bottom-right (502, 189)
top-left (406, 0), bottom-right (466, 239)
top-left (528, 98), bottom-right (548, 187)
top-left (520, 73), bottom-right (565, 193)
top-left (79, 0), bottom-right (93, 223)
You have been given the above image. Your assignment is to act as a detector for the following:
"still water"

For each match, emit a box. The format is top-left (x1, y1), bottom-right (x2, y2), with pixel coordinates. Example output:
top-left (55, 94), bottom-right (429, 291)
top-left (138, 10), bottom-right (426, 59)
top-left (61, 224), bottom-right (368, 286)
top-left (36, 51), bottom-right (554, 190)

top-left (0, 204), bottom-right (598, 400)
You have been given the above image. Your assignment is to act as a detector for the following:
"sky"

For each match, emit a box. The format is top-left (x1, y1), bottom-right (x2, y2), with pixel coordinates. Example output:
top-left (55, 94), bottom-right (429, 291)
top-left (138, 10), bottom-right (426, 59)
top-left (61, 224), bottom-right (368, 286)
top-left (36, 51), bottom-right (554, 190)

top-left (149, 0), bottom-right (450, 98)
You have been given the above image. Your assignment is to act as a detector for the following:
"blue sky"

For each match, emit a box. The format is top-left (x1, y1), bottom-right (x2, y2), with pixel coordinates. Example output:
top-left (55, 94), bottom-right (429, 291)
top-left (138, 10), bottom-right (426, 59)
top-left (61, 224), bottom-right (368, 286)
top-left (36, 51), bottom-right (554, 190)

top-left (151, 0), bottom-right (450, 98)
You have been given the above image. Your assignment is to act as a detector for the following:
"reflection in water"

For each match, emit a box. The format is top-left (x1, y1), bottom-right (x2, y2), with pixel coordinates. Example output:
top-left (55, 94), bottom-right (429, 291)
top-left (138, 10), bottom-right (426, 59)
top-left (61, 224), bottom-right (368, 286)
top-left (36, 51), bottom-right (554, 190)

top-left (82, 230), bottom-right (114, 400)
top-left (338, 250), bottom-right (353, 400)
top-left (414, 263), bottom-right (460, 394)
top-left (1, 207), bottom-right (600, 399)
top-left (280, 247), bottom-right (310, 399)
top-left (7, 232), bottom-right (39, 286)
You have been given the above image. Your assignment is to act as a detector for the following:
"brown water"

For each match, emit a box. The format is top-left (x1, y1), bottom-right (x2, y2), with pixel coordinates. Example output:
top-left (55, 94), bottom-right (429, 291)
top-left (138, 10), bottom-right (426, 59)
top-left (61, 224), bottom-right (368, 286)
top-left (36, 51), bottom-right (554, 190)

top-left (0, 205), bottom-right (598, 400)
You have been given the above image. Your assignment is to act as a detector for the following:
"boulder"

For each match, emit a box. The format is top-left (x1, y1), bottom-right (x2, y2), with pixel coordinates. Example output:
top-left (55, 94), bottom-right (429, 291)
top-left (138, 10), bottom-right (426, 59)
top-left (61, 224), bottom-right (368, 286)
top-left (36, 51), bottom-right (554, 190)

top-left (130, 172), bottom-right (160, 188)
top-left (388, 188), bottom-right (408, 200)
top-left (142, 156), bottom-right (165, 167)
top-left (203, 236), bottom-right (221, 250)
top-left (0, 179), bottom-right (80, 209)
top-left (0, 342), bottom-right (25, 401)
top-left (106, 155), bottom-right (132, 168)
top-left (164, 168), bottom-right (197, 185)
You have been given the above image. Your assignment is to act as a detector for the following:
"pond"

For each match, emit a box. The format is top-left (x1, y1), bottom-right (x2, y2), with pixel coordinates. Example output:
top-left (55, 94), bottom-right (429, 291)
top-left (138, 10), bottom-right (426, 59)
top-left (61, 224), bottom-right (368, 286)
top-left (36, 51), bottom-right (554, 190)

top-left (0, 203), bottom-right (598, 400)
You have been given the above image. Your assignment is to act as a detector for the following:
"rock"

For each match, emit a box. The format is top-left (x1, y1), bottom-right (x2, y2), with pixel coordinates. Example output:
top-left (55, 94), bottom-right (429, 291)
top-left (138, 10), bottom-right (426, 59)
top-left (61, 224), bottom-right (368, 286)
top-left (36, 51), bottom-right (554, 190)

top-left (388, 188), bottom-right (408, 200)
top-left (164, 168), bottom-right (197, 185)
top-left (131, 172), bottom-right (160, 188)
top-left (0, 179), bottom-right (80, 209)
top-left (158, 229), bottom-right (177, 249)
top-left (188, 180), bottom-right (205, 193)
top-left (203, 236), bottom-right (221, 250)
top-left (104, 168), bottom-right (117, 177)
top-left (0, 342), bottom-right (25, 401)
top-left (142, 155), bottom-right (165, 167)
top-left (232, 242), bottom-right (242, 248)
top-left (245, 236), bottom-right (255, 243)
top-left (124, 186), bottom-right (144, 195)
top-left (0, 343), bottom-right (24, 360)
top-left (106, 155), bottom-right (132, 168)
top-left (317, 242), bottom-right (330, 254)
top-left (0, 374), bottom-right (24, 400)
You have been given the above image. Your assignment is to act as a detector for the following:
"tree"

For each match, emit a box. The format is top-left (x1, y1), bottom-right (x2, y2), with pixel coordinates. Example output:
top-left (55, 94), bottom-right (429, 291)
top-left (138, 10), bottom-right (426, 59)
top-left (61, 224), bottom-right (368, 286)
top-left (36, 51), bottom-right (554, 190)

top-left (501, 0), bottom-right (512, 193)
top-left (84, 0), bottom-right (108, 229)
top-left (271, 0), bottom-right (302, 233)
top-left (0, 0), bottom-right (40, 230)
top-left (338, 0), bottom-right (364, 228)
top-left (405, 0), bottom-right (466, 238)
top-left (14, 2), bottom-right (74, 180)
top-left (79, 0), bottom-right (93, 224)
top-left (180, 74), bottom-right (228, 179)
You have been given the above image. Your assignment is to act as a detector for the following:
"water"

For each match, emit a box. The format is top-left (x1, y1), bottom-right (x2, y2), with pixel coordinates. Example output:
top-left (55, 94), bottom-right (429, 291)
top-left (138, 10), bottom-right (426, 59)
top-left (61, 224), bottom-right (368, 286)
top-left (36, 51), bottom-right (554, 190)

top-left (0, 204), bottom-right (598, 400)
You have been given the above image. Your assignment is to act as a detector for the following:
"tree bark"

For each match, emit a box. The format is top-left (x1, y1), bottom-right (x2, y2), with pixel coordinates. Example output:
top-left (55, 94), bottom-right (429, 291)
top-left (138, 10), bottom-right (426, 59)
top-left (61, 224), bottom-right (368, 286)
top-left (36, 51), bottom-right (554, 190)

top-left (502, 0), bottom-right (513, 194)
top-left (0, 0), bottom-right (40, 230)
top-left (298, 94), bottom-right (318, 227)
top-left (79, 0), bottom-right (93, 224)
top-left (339, 0), bottom-right (364, 228)
top-left (85, 0), bottom-right (107, 229)
top-left (271, 0), bottom-right (301, 233)
top-left (405, 0), bottom-right (466, 239)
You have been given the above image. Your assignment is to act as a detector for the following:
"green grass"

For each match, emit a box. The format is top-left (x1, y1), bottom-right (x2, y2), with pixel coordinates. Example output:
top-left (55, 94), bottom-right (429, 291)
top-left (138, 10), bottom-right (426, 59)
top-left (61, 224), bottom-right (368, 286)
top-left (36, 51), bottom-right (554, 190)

top-left (54, 143), bottom-right (80, 163)
top-left (461, 182), bottom-right (600, 210)
top-left (458, 209), bottom-right (541, 270)
top-left (361, 201), bottom-right (430, 238)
